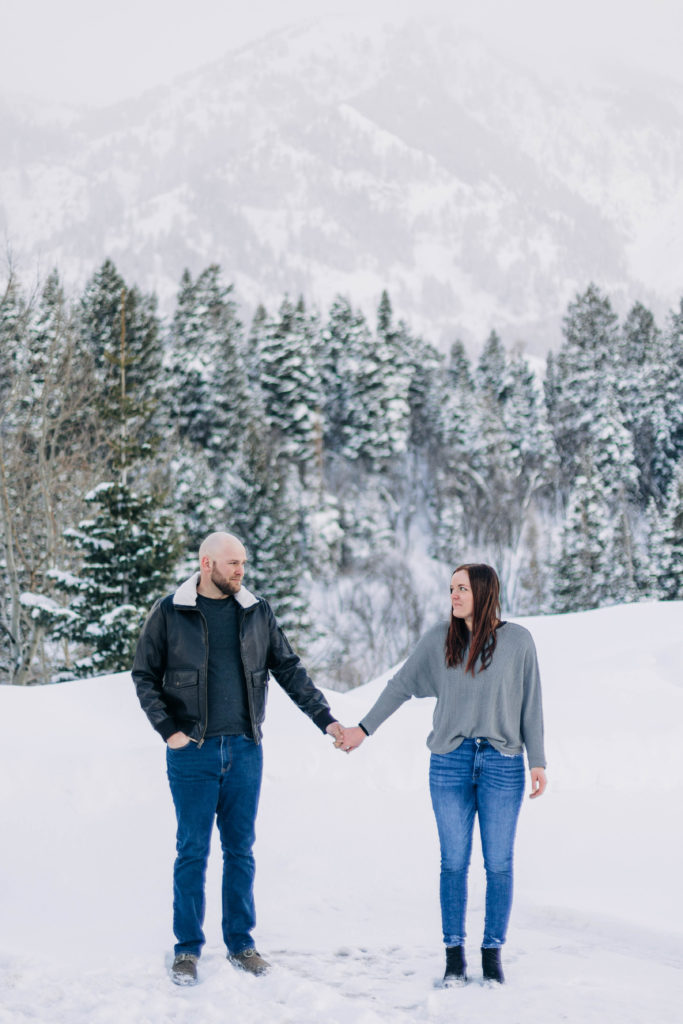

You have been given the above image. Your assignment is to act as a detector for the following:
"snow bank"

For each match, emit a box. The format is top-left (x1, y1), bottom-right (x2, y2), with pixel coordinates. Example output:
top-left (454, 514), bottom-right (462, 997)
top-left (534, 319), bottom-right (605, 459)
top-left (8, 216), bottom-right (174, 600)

top-left (1, 601), bottom-right (681, 1023)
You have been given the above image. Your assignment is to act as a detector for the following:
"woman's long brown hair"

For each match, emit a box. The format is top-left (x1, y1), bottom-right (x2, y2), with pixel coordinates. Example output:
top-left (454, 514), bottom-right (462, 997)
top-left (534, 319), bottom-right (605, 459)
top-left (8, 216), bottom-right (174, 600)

top-left (445, 564), bottom-right (501, 674)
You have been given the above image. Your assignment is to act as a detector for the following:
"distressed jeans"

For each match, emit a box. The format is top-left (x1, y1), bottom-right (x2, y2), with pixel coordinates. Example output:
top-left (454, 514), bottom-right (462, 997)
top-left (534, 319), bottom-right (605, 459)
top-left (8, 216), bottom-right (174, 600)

top-left (429, 738), bottom-right (525, 948)
top-left (166, 734), bottom-right (263, 957)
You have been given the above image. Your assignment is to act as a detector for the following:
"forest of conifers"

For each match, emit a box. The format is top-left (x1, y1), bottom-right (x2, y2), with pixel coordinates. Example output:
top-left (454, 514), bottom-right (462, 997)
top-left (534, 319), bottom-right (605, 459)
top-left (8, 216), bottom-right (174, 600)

top-left (1, 260), bottom-right (681, 686)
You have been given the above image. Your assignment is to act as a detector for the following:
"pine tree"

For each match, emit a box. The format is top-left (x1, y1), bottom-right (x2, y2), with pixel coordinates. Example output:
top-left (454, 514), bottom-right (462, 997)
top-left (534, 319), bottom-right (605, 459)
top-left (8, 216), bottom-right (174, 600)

top-left (257, 295), bottom-right (321, 476)
top-left (0, 271), bottom-right (29, 404)
top-left (430, 340), bottom-right (479, 560)
top-left (376, 294), bottom-right (412, 461)
top-left (553, 454), bottom-right (614, 612)
top-left (246, 303), bottom-right (269, 389)
top-left (476, 330), bottom-right (509, 402)
top-left (342, 292), bottom-right (411, 468)
top-left (606, 507), bottom-right (641, 605)
top-left (590, 378), bottom-right (639, 508)
top-left (227, 422), bottom-right (311, 646)
top-left (504, 349), bottom-right (557, 503)
top-left (445, 339), bottom-right (474, 391)
top-left (659, 300), bottom-right (683, 485)
top-left (619, 302), bottom-right (674, 505)
top-left (319, 295), bottom-right (363, 455)
top-left (39, 280), bottom-right (179, 677)
top-left (50, 482), bottom-right (179, 674)
top-left (0, 273), bottom-right (31, 681)
top-left (165, 265), bottom-right (248, 463)
top-left (406, 332), bottom-right (443, 454)
top-left (647, 461), bottom-right (683, 600)
top-left (78, 260), bottom-right (162, 470)
top-left (1, 270), bottom-right (104, 683)
top-left (549, 284), bottom-right (620, 492)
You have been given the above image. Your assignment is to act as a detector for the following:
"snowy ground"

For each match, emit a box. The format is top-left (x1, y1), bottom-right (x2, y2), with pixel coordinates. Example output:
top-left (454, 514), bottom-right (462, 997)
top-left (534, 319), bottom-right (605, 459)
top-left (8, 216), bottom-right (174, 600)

top-left (1, 601), bottom-right (682, 1023)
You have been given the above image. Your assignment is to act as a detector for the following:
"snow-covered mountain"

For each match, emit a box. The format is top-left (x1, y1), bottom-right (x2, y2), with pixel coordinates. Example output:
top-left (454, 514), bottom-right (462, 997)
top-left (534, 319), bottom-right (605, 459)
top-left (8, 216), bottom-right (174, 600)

top-left (3, 14), bottom-right (683, 352)
top-left (1, 600), bottom-right (682, 1022)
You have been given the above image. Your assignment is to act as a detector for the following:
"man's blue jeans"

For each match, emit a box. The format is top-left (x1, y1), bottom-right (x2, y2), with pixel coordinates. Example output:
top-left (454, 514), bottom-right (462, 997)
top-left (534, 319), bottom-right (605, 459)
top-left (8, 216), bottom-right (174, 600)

top-left (166, 734), bottom-right (263, 957)
top-left (429, 738), bottom-right (525, 949)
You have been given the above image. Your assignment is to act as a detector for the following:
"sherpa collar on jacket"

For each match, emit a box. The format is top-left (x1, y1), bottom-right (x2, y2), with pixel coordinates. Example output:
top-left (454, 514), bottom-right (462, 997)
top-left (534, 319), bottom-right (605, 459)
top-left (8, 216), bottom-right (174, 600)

top-left (173, 572), bottom-right (260, 610)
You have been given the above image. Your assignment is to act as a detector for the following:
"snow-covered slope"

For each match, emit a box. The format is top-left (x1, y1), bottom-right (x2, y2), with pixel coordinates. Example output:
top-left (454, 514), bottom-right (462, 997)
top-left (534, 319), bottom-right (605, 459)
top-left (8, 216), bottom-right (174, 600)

top-left (1, 601), bottom-right (682, 1022)
top-left (3, 14), bottom-right (683, 352)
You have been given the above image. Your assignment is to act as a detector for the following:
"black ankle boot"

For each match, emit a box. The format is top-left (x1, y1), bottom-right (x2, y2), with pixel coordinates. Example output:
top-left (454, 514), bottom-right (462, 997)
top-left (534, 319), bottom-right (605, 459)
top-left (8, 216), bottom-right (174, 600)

top-left (481, 946), bottom-right (504, 983)
top-left (443, 945), bottom-right (467, 985)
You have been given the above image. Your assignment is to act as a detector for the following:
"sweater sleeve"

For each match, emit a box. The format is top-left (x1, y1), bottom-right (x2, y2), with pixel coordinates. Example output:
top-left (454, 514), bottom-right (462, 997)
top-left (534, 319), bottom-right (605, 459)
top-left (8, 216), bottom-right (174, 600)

top-left (520, 636), bottom-right (546, 769)
top-left (359, 624), bottom-right (443, 735)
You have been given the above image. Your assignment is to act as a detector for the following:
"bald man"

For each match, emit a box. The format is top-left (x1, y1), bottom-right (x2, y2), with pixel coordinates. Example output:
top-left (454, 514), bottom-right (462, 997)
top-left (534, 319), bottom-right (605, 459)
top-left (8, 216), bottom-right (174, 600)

top-left (132, 531), bottom-right (343, 986)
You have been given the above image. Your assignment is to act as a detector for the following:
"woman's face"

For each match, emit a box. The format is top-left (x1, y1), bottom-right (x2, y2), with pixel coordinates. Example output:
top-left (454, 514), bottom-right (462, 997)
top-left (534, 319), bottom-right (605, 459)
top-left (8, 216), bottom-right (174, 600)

top-left (450, 569), bottom-right (474, 626)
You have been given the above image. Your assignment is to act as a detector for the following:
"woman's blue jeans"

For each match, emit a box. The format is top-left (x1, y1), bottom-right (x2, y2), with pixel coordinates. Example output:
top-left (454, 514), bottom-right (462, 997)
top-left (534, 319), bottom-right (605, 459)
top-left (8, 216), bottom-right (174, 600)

top-left (429, 738), bottom-right (525, 948)
top-left (166, 734), bottom-right (263, 957)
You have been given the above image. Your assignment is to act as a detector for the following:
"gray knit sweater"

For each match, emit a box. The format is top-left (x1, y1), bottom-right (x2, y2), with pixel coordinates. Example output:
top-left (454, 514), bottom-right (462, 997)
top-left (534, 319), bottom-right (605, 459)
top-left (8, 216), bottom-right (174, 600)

top-left (360, 621), bottom-right (546, 769)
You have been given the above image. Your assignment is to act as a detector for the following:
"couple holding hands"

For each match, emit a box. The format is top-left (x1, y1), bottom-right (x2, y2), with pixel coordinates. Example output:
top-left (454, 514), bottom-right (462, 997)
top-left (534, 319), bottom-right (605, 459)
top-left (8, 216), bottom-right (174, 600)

top-left (133, 532), bottom-right (546, 988)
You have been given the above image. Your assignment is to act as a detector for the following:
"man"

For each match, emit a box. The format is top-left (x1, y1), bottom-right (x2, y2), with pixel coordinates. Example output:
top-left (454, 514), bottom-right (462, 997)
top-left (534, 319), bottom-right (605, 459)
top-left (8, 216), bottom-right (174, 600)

top-left (132, 531), bottom-right (344, 986)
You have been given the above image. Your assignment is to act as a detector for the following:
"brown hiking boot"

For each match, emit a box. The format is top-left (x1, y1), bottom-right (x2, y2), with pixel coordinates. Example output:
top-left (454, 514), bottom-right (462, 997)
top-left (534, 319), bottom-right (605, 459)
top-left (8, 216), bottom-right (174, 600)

top-left (228, 947), bottom-right (270, 976)
top-left (171, 953), bottom-right (198, 986)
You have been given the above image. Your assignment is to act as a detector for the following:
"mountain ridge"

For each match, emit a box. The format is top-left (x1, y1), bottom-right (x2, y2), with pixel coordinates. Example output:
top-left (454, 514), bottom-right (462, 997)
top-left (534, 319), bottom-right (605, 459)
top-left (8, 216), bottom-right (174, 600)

top-left (2, 14), bottom-right (682, 353)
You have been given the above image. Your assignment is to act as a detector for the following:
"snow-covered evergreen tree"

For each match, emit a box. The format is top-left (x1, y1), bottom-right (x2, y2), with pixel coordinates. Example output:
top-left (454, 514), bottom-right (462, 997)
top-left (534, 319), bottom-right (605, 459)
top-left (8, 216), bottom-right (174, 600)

top-left (78, 259), bottom-right (162, 469)
top-left (618, 302), bottom-right (675, 505)
top-left (660, 300), bottom-right (683, 480)
top-left (257, 295), bottom-right (321, 475)
top-left (647, 461), bottom-right (683, 600)
top-left (430, 339), bottom-right (479, 561)
top-left (590, 378), bottom-right (639, 508)
top-left (50, 482), bottom-right (180, 675)
top-left (342, 291), bottom-right (411, 469)
top-left (319, 295), bottom-right (364, 455)
top-left (548, 283), bottom-right (620, 492)
top-left (553, 454), bottom-right (614, 612)
top-left (164, 265), bottom-right (248, 464)
top-left (26, 265), bottom-right (180, 677)
top-left (1, 271), bottom-right (104, 683)
top-left (406, 332), bottom-right (443, 455)
top-left (226, 422), bottom-right (311, 646)
top-left (376, 294), bottom-right (412, 461)
top-left (503, 349), bottom-right (557, 506)
top-left (476, 330), bottom-right (508, 402)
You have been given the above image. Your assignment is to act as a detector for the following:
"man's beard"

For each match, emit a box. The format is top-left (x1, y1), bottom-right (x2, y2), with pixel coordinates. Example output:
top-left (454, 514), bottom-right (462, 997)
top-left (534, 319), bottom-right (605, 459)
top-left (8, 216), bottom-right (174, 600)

top-left (211, 567), bottom-right (241, 596)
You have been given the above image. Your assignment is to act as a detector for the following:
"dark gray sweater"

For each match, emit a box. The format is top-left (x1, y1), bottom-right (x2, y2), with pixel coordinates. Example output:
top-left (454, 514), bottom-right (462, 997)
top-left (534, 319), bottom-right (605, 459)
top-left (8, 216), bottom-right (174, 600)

top-left (360, 621), bottom-right (546, 768)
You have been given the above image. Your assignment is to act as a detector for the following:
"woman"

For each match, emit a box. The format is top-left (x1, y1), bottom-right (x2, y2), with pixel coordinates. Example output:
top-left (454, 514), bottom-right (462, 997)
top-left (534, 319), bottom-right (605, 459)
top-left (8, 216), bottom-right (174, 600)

top-left (341, 564), bottom-right (547, 985)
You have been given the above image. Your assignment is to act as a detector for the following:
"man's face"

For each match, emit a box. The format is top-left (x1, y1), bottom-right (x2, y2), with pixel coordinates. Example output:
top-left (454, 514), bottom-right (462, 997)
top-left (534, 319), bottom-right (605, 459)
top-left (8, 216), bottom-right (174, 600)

top-left (210, 544), bottom-right (247, 596)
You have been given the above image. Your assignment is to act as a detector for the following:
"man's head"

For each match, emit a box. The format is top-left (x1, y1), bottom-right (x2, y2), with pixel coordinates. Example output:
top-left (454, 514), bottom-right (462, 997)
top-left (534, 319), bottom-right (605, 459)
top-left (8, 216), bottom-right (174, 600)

top-left (197, 532), bottom-right (247, 598)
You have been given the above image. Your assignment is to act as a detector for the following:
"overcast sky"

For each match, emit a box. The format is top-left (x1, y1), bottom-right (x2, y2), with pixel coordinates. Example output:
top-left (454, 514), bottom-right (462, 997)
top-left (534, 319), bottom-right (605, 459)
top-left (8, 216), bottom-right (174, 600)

top-left (2, 0), bottom-right (682, 107)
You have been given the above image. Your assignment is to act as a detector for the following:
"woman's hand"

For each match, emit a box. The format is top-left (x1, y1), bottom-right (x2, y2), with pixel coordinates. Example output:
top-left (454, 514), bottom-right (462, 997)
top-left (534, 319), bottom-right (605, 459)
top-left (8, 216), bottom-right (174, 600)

top-left (338, 726), bottom-right (367, 754)
top-left (529, 766), bottom-right (547, 798)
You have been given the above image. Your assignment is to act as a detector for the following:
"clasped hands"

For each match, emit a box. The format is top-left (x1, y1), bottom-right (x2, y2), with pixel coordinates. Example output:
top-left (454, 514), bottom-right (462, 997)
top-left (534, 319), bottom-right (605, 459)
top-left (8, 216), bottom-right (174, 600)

top-left (325, 722), bottom-right (365, 754)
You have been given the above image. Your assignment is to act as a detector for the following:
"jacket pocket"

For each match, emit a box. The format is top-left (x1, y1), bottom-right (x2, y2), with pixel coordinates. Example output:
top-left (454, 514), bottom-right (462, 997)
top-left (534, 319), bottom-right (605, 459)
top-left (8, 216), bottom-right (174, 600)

top-left (250, 669), bottom-right (269, 721)
top-left (164, 669), bottom-right (199, 689)
top-left (163, 669), bottom-right (200, 719)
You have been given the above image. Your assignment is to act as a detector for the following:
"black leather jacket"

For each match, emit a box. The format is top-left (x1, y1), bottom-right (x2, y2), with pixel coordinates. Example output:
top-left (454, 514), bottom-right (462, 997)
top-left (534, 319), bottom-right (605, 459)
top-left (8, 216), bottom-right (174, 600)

top-left (132, 573), bottom-right (335, 745)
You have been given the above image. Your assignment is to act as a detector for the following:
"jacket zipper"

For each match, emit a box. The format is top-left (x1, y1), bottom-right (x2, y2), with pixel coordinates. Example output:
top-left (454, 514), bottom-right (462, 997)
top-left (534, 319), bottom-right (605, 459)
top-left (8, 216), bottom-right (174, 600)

top-left (196, 607), bottom-right (209, 749)
top-left (239, 604), bottom-right (261, 746)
